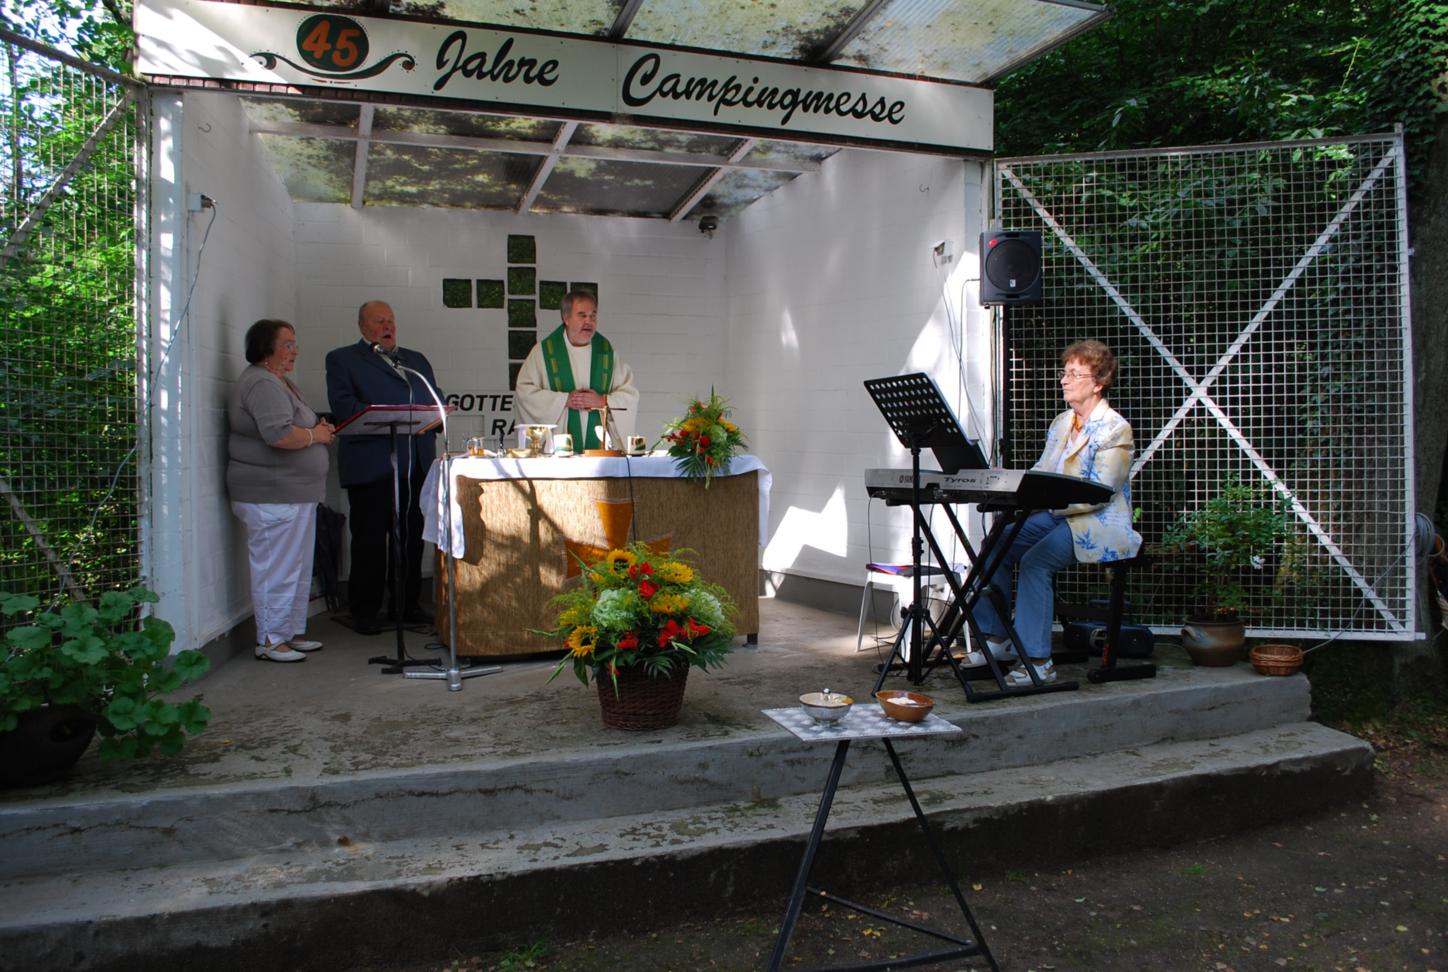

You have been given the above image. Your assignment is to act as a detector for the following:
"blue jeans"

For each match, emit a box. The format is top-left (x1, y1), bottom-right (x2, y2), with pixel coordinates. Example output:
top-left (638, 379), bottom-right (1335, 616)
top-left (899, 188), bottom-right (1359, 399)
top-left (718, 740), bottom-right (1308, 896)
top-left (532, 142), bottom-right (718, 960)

top-left (971, 511), bottom-right (1075, 661)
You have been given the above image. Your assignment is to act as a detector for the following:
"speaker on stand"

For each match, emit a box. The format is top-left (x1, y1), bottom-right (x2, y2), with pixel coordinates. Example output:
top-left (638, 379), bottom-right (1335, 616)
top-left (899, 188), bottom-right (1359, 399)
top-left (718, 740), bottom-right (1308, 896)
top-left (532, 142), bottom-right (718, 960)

top-left (979, 230), bottom-right (1042, 305)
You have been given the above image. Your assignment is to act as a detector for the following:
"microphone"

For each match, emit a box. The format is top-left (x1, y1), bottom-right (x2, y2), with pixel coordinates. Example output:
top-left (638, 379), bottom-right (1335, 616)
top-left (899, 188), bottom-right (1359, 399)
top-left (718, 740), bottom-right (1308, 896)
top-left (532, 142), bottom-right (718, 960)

top-left (369, 341), bottom-right (399, 362)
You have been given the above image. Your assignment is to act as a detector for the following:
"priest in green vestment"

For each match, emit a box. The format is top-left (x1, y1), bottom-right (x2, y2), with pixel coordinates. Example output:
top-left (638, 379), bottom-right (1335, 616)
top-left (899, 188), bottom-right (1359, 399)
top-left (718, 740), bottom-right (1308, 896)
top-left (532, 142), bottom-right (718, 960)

top-left (515, 290), bottom-right (639, 450)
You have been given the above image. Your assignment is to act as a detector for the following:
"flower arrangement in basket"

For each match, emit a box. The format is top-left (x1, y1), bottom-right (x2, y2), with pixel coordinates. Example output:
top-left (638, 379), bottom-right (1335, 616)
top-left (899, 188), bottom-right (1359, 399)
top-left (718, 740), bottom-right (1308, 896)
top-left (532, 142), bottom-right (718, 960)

top-left (659, 391), bottom-right (747, 487)
top-left (546, 542), bottom-right (737, 695)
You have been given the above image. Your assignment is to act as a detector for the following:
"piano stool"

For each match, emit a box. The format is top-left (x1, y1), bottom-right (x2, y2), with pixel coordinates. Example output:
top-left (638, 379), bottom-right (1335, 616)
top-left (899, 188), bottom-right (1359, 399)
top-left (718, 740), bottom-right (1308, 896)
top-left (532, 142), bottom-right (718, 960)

top-left (1053, 552), bottom-right (1158, 683)
top-left (856, 562), bottom-right (961, 651)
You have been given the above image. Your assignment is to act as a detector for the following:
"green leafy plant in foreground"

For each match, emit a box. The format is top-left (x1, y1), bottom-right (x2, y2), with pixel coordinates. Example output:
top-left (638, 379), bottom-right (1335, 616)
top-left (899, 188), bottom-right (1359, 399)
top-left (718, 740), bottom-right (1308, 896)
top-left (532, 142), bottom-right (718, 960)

top-left (1, 587), bottom-right (210, 759)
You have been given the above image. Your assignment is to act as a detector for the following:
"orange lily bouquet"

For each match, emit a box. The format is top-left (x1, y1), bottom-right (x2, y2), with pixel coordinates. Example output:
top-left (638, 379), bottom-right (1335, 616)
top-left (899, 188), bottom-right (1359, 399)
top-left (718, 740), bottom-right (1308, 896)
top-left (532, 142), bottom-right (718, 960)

top-left (660, 391), bottom-right (747, 486)
top-left (546, 542), bottom-right (737, 690)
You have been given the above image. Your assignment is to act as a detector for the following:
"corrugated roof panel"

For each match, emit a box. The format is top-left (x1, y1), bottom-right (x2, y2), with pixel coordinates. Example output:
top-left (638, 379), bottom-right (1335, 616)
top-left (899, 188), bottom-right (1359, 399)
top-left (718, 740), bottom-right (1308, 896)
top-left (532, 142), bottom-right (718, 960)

top-left (255, 134), bottom-right (353, 203)
top-left (372, 107), bottom-right (562, 142)
top-left (624, 0), bottom-right (869, 59)
top-left (363, 143), bottom-right (534, 208)
top-left (696, 168), bottom-right (799, 219)
top-left (743, 140), bottom-right (839, 167)
top-left (389, 0), bottom-right (623, 35)
top-left (570, 122), bottom-right (741, 156)
top-left (834, 0), bottom-right (1106, 84)
top-left (532, 157), bottom-right (701, 217)
top-left (241, 96), bottom-right (361, 129)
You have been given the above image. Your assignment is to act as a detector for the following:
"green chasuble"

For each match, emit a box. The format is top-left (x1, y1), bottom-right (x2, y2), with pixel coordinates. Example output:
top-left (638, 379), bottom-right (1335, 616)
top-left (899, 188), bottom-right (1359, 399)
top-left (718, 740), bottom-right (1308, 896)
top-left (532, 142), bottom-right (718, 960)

top-left (539, 325), bottom-right (615, 450)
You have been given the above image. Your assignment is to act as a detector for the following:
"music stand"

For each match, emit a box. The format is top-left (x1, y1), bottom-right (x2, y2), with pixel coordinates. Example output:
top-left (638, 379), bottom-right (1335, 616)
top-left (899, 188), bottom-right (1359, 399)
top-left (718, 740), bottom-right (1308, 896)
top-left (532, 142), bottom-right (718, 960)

top-left (335, 404), bottom-right (451, 674)
top-left (863, 374), bottom-right (985, 683)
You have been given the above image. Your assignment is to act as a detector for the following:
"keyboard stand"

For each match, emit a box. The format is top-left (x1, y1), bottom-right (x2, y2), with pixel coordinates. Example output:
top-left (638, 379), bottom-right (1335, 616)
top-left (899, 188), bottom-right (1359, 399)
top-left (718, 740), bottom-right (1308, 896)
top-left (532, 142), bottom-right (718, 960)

top-left (872, 495), bottom-right (1079, 703)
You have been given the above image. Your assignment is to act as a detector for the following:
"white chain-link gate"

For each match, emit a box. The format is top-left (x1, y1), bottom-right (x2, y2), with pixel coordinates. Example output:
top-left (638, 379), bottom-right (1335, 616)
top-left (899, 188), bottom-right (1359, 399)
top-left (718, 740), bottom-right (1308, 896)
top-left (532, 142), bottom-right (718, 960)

top-left (1, 27), bottom-right (143, 603)
top-left (996, 134), bottom-right (1414, 639)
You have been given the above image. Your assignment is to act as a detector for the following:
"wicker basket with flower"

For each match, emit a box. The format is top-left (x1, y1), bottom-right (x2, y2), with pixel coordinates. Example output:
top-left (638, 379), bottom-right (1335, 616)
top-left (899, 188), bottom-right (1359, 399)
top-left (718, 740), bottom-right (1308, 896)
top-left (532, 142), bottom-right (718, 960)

top-left (545, 542), bottom-right (737, 729)
top-left (660, 391), bottom-right (747, 487)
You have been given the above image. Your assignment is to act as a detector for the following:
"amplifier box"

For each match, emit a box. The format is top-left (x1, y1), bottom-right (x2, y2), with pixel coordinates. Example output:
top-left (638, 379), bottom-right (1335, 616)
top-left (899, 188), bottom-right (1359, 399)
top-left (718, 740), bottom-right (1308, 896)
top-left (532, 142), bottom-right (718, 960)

top-left (1063, 620), bottom-right (1154, 659)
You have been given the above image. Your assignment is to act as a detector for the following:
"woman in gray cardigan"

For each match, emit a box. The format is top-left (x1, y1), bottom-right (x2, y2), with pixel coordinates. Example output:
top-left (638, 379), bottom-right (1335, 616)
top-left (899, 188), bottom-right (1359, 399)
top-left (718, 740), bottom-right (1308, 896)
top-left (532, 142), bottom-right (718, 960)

top-left (227, 320), bottom-right (335, 662)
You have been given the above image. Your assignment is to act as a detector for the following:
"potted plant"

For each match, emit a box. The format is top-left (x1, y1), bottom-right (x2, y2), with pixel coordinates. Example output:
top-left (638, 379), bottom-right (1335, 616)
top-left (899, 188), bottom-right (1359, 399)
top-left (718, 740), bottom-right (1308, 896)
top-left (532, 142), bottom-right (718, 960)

top-left (1, 586), bottom-right (211, 784)
top-left (545, 542), bottom-right (737, 729)
top-left (1161, 477), bottom-right (1293, 665)
top-left (659, 391), bottom-right (747, 487)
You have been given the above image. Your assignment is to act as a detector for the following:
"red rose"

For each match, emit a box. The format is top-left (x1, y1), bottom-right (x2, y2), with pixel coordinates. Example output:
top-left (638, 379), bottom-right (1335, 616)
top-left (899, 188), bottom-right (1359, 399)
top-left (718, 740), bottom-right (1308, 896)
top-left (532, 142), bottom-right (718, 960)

top-left (617, 633), bottom-right (640, 650)
top-left (699, 435), bottom-right (711, 447)
top-left (657, 618), bottom-right (685, 647)
top-left (686, 618), bottom-right (711, 638)
top-left (638, 579), bottom-right (659, 598)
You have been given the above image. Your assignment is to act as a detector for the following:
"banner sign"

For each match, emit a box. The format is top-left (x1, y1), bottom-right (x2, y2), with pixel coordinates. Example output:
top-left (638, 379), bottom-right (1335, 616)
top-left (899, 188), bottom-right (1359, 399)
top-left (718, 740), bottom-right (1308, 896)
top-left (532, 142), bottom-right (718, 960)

top-left (134, 0), bottom-right (992, 153)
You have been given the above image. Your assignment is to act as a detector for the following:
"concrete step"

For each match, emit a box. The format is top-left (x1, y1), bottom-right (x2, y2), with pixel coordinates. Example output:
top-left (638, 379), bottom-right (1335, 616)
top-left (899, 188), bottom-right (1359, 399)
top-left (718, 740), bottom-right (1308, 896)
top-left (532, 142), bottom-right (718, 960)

top-left (0, 721), bottom-right (1372, 972)
top-left (0, 664), bottom-right (1311, 883)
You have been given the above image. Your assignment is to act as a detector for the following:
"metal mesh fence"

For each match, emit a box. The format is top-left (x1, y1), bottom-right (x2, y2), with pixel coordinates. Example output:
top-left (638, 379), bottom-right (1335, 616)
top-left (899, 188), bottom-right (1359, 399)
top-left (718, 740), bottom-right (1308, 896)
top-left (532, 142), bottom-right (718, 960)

top-left (0, 32), bottom-right (141, 602)
top-left (997, 135), bottom-right (1413, 639)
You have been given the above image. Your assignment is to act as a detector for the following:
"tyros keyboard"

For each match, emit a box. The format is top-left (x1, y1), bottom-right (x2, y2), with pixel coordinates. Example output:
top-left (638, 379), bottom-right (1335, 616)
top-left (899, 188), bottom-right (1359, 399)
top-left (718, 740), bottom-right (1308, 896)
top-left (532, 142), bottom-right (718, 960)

top-left (864, 467), bottom-right (1112, 509)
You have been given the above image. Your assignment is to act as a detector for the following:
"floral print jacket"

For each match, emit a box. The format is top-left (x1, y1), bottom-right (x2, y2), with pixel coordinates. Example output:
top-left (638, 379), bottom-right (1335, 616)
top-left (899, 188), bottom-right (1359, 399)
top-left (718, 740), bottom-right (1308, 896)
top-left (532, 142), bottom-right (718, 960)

top-left (1033, 399), bottom-right (1142, 564)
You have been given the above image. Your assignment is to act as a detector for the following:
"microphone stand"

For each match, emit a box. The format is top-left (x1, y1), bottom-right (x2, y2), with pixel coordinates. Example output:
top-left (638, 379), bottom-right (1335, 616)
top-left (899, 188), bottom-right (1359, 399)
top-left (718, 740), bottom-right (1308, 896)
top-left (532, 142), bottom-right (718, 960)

top-left (384, 355), bottom-right (502, 689)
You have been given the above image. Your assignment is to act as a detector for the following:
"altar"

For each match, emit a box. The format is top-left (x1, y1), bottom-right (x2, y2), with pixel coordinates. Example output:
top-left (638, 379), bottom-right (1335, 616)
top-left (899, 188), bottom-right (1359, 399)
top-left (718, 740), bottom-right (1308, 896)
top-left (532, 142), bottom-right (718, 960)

top-left (422, 455), bottom-right (771, 658)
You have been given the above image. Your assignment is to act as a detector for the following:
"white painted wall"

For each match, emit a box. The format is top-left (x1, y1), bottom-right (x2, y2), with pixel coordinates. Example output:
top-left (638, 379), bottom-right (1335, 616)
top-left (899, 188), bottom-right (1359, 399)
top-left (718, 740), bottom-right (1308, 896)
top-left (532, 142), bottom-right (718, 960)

top-left (288, 205), bottom-right (725, 457)
top-left (145, 91), bottom-right (297, 650)
top-left (724, 147), bottom-right (994, 588)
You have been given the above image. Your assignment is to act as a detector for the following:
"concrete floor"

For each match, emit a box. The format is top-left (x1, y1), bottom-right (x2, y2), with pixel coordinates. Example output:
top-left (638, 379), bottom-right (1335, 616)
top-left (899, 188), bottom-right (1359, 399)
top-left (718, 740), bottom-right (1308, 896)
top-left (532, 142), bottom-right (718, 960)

top-left (2, 596), bottom-right (1183, 804)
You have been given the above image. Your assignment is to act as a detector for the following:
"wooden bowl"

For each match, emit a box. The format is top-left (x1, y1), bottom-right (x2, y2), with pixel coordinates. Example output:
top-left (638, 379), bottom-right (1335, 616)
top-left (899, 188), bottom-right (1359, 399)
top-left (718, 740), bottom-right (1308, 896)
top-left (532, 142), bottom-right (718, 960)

top-left (874, 690), bottom-right (935, 723)
top-left (1249, 643), bottom-right (1304, 676)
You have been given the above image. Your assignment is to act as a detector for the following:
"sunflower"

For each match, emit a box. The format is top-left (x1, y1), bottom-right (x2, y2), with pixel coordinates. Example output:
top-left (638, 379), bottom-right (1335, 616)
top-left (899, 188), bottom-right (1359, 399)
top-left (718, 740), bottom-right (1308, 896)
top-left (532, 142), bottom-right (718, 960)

top-left (650, 592), bottom-right (690, 615)
top-left (655, 561), bottom-right (695, 585)
top-left (605, 549), bottom-right (637, 571)
top-left (566, 625), bottom-right (599, 657)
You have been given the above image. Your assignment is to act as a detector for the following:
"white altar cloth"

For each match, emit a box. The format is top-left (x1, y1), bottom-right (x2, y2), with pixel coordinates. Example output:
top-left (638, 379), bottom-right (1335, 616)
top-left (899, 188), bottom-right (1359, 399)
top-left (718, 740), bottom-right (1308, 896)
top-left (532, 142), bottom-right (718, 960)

top-left (422, 453), bottom-right (772, 558)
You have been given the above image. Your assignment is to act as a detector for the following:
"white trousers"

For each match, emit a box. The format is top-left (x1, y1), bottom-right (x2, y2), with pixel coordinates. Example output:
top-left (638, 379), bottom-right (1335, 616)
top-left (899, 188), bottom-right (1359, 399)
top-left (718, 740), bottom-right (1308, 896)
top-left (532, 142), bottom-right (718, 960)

top-left (231, 501), bottom-right (316, 647)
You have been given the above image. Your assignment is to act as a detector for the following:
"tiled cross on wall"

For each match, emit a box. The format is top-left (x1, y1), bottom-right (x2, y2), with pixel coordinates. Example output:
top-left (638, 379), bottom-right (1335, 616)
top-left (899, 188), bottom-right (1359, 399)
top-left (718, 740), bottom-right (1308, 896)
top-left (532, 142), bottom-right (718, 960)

top-left (440, 234), bottom-right (597, 389)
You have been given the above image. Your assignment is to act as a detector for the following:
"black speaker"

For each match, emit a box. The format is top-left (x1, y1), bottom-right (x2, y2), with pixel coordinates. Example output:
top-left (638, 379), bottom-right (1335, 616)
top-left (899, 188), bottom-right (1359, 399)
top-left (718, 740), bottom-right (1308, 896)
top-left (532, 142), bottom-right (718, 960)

top-left (979, 230), bottom-right (1042, 305)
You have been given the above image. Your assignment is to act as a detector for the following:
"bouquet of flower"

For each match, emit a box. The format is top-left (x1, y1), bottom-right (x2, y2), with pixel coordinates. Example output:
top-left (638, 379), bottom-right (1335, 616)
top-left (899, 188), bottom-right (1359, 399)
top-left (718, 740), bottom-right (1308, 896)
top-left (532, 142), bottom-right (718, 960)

top-left (659, 391), bottom-right (747, 487)
top-left (546, 542), bottom-right (737, 690)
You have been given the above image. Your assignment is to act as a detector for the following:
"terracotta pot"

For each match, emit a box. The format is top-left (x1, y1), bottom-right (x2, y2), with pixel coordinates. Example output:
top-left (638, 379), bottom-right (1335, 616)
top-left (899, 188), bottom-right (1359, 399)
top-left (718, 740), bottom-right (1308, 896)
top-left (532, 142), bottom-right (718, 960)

top-left (1181, 616), bottom-right (1245, 666)
top-left (595, 664), bottom-right (690, 730)
top-left (0, 704), bottom-right (97, 786)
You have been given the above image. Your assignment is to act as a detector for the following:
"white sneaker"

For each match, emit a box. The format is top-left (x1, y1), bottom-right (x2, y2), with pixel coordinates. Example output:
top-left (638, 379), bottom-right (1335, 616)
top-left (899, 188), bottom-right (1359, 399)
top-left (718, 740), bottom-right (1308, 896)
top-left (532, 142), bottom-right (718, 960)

top-left (1004, 658), bottom-right (1055, 686)
top-left (255, 642), bottom-right (305, 663)
top-left (288, 639), bottom-right (323, 652)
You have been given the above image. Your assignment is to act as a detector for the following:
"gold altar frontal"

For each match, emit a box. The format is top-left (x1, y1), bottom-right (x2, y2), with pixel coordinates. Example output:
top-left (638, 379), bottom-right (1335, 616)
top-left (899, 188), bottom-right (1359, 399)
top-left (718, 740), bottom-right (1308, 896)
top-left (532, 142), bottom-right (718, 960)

top-left (437, 471), bottom-right (762, 658)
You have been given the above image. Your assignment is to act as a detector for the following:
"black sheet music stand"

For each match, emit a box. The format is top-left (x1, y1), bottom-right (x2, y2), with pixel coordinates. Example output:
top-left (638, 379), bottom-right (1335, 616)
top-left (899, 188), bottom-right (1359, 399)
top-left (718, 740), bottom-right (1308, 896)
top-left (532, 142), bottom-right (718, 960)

top-left (863, 374), bottom-right (985, 684)
top-left (335, 404), bottom-right (451, 674)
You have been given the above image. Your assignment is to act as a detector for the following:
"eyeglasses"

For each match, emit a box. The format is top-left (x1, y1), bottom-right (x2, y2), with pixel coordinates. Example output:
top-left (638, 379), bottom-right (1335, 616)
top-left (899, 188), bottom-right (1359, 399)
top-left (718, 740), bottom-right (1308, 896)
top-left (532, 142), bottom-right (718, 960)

top-left (1059, 369), bottom-right (1094, 383)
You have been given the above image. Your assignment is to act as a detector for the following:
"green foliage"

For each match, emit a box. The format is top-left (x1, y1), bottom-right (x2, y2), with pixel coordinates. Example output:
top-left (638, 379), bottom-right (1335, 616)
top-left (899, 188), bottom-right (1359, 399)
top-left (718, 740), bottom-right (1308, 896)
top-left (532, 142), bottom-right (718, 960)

top-left (0, 586), bottom-right (211, 759)
top-left (995, 0), bottom-right (1446, 194)
top-left (0, 1), bottom-right (135, 72)
top-left (2, 3), bottom-right (141, 598)
top-left (1161, 477), bottom-right (1294, 615)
